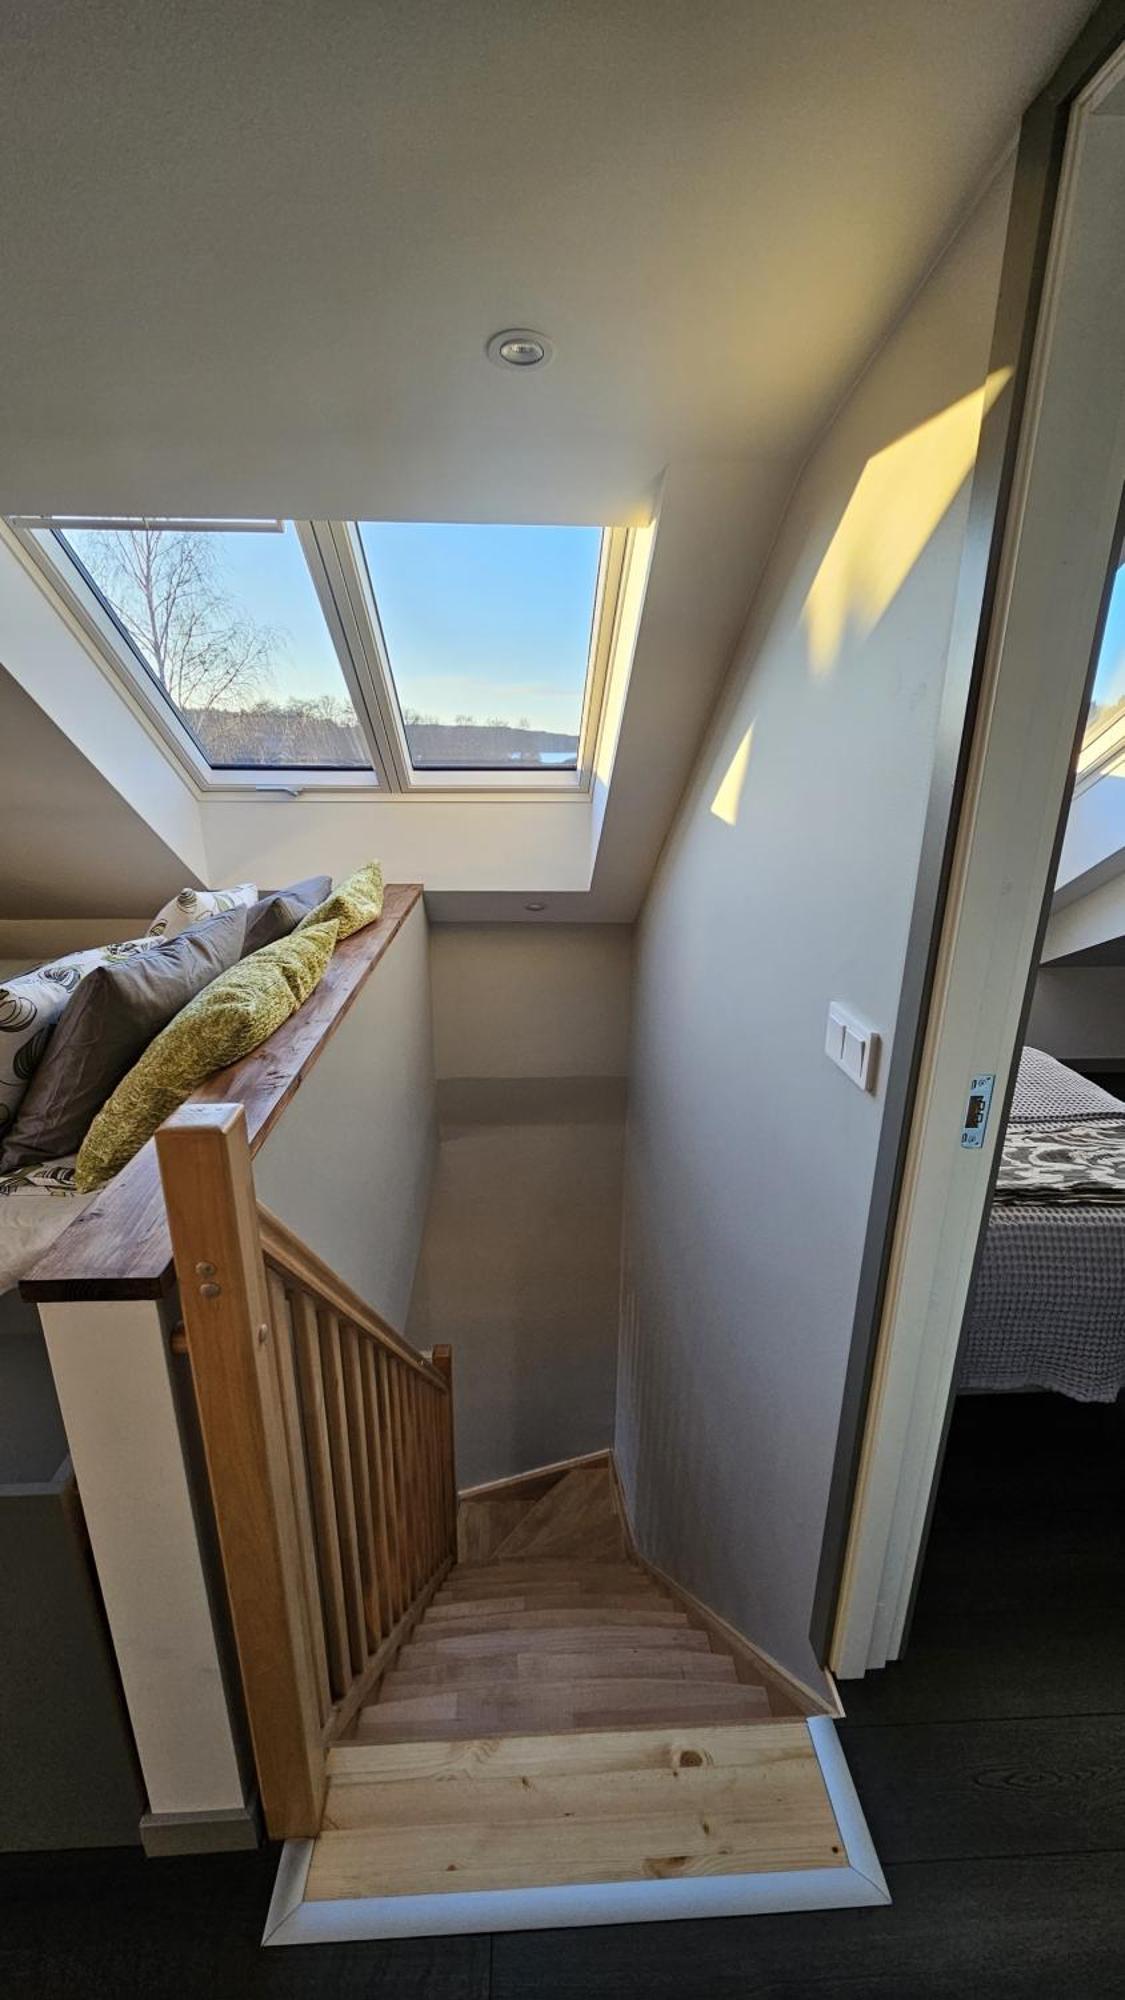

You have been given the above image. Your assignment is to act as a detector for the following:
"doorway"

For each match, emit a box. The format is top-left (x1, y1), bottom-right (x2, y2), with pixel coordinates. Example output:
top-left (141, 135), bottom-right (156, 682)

top-left (830, 34), bottom-right (1125, 1681)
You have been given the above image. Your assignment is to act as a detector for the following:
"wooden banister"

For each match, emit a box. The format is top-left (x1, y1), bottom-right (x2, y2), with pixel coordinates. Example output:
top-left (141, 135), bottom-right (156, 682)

top-left (155, 1100), bottom-right (455, 1838)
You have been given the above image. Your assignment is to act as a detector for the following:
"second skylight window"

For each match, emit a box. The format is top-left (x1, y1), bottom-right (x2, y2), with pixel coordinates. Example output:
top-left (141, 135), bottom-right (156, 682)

top-left (357, 522), bottom-right (603, 771)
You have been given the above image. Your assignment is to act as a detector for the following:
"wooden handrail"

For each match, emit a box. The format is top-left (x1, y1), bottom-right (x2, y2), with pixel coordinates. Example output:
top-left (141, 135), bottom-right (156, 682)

top-left (258, 1205), bottom-right (444, 1388)
top-left (155, 1099), bottom-right (455, 1838)
top-left (22, 885), bottom-right (422, 1302)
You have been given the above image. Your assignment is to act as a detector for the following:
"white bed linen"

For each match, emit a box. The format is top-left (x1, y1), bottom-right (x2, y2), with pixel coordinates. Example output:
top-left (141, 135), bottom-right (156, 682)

top-left (0, 1158), bottom-right (92, 1296)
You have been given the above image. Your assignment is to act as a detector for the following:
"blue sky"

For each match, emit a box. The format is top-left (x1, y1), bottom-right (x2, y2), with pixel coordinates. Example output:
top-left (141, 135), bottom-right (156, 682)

top-left (1090, 559), bottom-right (1125, 711)
top-left (358, 523), bottom-right (601, 733)
top-left (71, 520), bottom-right (602, 732)
top-left (197, 521), bottom-right (601, 731)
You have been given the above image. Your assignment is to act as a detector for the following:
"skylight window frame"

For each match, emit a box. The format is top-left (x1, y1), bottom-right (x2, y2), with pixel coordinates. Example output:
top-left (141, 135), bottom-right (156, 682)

top-left (324, 520), bottom-right (630, 797)
top-left (8, 519), bottom-right (388, 794)
top-left (6, 515), bottom-right (634, 801)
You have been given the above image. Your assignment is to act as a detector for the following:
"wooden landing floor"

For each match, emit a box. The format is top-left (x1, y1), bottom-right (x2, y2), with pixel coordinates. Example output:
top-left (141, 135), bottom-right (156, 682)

top-left (264, 1717), bottom-right (886, 1940)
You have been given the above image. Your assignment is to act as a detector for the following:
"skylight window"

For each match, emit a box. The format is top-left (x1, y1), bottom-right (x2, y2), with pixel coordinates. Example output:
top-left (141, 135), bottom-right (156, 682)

top-left (357, 522), bottom-right (602, 771)
top-left (1078, 533), bottom-right (1125, 775)
top-left (56, 521), bottom-right (370, 769)
top-left (11, 512), bottom-right (637, 794)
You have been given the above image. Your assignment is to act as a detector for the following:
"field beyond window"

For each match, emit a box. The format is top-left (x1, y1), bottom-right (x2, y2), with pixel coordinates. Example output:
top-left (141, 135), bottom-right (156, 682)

top-left (358, 522), bottom-right (602, 770)
top-left (58, 523), bottom-right (370, 768)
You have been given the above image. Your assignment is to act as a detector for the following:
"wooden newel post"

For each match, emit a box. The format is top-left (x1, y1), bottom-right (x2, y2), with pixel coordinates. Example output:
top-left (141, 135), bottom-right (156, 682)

top-left (430, 1344), bottom-right (457, 1556)
top-left (155, 1104), bottom-right (326, 1838)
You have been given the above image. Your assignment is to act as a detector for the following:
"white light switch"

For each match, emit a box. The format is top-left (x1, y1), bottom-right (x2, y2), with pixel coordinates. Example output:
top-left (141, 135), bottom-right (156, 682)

top-left (826, 1003), bottom-right (879, 1093)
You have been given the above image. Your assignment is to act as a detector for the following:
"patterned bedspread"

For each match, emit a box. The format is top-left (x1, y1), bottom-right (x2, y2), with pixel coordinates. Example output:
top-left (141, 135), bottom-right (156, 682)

top-left (995, 1120), bottom-right (1125, 1207)
top-left (958, 1048), bottom-right (1125, 1402)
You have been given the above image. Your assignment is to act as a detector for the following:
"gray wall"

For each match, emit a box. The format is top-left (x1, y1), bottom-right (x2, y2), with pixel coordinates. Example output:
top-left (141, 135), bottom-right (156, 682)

top-left (408, 924), bottom-right (631, 1488)
top-left (1026, 964), bottom-right (1125, 1064)
top-left (616, 160), bottom-right (1015, 1689)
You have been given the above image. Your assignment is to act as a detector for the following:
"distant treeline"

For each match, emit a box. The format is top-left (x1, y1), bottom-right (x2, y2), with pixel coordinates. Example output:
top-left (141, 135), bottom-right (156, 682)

top-left (185, 701), bottom-right (578, 771)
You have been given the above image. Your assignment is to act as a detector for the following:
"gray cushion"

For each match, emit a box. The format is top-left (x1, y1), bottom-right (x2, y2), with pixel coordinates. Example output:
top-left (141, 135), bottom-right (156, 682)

top-left (242, 875), bottom-right (332, 957)
top-left (0, 907), bottom-right (248, 1171)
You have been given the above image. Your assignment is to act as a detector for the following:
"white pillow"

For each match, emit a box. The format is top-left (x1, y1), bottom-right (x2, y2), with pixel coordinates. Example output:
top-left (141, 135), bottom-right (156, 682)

top-left (0, 935), bottom-right (161, 1144)
top-left (147, 883), bottom-right (258, 941)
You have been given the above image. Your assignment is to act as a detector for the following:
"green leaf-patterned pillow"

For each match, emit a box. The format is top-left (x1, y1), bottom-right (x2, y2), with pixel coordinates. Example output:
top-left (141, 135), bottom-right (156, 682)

top-left (297, 860), bottom-right (384, 940)
top-left (75, 921), bottom-right (339, 1191)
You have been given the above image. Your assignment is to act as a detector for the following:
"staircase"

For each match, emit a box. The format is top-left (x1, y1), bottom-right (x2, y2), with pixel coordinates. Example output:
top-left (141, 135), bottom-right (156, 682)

top-left (271, 1457), bottom-right (887, 1937)
top-left (153, 1116), bottom-right (884, 1945)
top-left (351, 1463), bottom-right (776, 1742)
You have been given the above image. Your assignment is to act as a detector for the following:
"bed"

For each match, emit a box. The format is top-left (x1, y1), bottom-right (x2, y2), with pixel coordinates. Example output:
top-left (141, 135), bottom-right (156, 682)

top-left (957, 1046), bottom-right (1125, 1402)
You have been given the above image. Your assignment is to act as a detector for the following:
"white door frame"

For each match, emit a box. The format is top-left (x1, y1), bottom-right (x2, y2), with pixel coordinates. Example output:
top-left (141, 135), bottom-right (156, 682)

top-left (830, 45), bottom-right (1125, 1680)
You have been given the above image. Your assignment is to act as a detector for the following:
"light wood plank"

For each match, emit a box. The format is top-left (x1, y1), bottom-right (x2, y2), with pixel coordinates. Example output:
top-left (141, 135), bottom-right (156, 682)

top-left (266, 1270), bottom-right (332, 1725)
top-left (381, 1650), bottom-right (739, 1693)
top-left (318, 1727), bottom-right (831, 1890)
top-left (319, 1309), bottom-right (368, 1677)
top-left (422, 1382), bottom-right (442, 1574)
top-left (293, 1292), bottom-right (352, 1700)
top-left (356, 1678), bottom-right (770, 1740)
top-left (416, 1605), bottom-right (689, 1637)
top-left (426, 1590), bottom-right (661, 1620)
top-left (442, 1561), bottom-right (645, 1591)
top-left (399, 1624), bottom-right (711, 1662)
top-left (374, 1348), bottom-right (406, 1623)
top-left (341, 1325), bottom-right (383, 1650)
top-left (329, 1719), bottom-right (816, 1784)
top-left (359, 1339), bottom-right (397, 1636)
top-left (431, 1344), bottom-right (456, 1552)
top-left (321, 1727), bottom-right (833, 1837)
top-left (388, 1361), bottom-right (417, 1600)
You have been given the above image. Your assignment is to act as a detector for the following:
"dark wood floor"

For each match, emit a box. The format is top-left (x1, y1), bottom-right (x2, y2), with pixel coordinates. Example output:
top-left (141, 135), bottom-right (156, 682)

top-left (2, 1392), bottom-right (1122, 1998)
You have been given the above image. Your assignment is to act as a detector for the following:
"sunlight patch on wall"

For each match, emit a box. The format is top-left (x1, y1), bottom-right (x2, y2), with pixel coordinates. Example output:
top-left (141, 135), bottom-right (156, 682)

top-left (803, 368), bottom-right (1012, 676)
top-left (710, 724), bottom-right (754, 826)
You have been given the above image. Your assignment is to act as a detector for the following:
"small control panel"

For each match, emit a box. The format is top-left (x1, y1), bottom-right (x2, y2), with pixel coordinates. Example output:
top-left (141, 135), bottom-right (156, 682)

top-left (960, 1073), bottom-right (996, 1148)
top-left (825, 1002), bottom-right (879, 1093)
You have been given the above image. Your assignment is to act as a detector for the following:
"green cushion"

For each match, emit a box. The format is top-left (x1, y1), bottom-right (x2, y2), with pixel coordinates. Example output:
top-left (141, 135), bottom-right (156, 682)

top-left (74, 922), bottom-right (339, 1191)
top-left (297, 861), bottom-right (384, 941)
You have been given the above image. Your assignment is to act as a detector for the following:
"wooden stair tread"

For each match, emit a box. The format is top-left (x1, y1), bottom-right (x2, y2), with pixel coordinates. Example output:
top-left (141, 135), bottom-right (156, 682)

top-left (311, 1721), bottom-right (843, 1897)
top-left (427, 1590), bottom-right (662, 1620)
top-left (380, 1650), bottom-right (741, 1694)
top-left (484, 1466), bottom-right (626, 1565)
top-left (442, 1561), bottom-right (644, 1589)
top-left (402, 1623), bottom-right (712, 1661)
top-left (415, 1605), bottom-right (689, 1637)
top-left (356, 1679), bottom-right (772, 1741)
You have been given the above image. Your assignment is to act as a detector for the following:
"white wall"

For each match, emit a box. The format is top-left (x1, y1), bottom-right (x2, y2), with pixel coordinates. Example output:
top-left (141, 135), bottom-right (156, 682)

top-left (616, 160), bottom-right (1015, 1689)
top-left (0, 529), bottom-right (206, 913)
top-left (254, 897), bottom-right (435, 1333)
top-left (408, 924), bottom-right (631, 1487)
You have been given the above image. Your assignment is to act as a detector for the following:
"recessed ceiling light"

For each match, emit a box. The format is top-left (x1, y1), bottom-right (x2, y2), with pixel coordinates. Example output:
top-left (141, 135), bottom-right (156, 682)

top-left (524, 901), bottom-right (547, 912)
top-left (486, 329), bottom-right (554, 370)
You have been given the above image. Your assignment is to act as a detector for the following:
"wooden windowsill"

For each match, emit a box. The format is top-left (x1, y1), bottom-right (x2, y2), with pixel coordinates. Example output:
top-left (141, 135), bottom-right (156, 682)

top-left (21, 885), bottom-right (422, 1304)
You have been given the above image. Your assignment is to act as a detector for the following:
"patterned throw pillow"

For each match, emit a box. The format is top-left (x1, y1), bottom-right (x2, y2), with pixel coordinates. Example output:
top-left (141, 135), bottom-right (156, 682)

top-left (297, 861), bottom-right (384, 941)
top-left (0, 908), bottom-right (249, 1172)
top-left (0, 934), bottom-right (159, 1145)
top-left (148, 882), bottom-right (258, 941)
top-left (75, 921), bottom-right (339, 1191)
